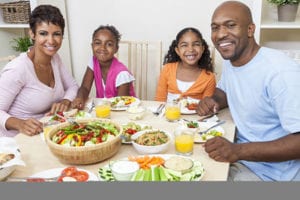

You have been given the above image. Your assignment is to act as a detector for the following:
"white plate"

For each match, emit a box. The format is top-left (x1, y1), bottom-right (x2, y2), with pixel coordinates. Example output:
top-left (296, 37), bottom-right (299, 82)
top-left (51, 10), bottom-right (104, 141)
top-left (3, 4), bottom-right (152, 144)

top-left (30, 168), bottom-right (99, 182)
top-left (194, 122), bottom-right (225, 143)
top-left (98, 154), bottom-right (205, 181)
top-left (121, 123), bottom-right (152, 144)
top-left (39, 109), bottom-right (79, 124)
top-left (179, 99), bottom-right (199, 115)
top-left (109, 96), bottom-right (141, 111)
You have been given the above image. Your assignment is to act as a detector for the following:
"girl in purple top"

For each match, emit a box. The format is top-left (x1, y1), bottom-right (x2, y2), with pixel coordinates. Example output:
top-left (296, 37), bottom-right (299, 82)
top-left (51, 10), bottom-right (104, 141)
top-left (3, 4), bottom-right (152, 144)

top-left (72, 25), bottom-right (136, 110)
top-left (0, 5), bottom-right (78, 137)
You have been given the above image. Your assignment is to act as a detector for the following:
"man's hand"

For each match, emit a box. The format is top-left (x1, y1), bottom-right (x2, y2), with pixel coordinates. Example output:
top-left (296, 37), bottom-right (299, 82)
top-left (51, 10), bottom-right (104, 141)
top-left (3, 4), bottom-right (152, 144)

top-left (197, 97), bottom-right (219, 116)
top-left (203, 136), bottom-right (240, 163)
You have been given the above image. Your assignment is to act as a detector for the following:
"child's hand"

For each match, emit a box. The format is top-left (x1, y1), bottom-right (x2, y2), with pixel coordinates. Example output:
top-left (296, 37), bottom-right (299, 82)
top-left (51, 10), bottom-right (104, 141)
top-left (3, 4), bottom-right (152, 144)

top-left (72, 98), bottom-right (85, 110)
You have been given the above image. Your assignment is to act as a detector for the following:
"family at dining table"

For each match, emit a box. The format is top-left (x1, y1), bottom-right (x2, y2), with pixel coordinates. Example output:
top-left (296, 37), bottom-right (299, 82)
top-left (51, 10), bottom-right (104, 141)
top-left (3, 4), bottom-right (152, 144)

top-left (0, 1), bottom-right (300, 182)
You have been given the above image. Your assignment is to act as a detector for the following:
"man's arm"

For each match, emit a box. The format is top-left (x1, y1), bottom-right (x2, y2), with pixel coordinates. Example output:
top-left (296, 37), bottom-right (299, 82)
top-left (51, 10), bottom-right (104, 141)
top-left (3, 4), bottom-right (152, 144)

top-left (212, 88), bottom-right (228, 110)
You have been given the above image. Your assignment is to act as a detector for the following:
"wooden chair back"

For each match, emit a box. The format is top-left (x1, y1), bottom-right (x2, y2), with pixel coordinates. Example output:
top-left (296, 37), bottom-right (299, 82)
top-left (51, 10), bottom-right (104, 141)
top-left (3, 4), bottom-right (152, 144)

top-left (116, 40), bottom-right (163, 100)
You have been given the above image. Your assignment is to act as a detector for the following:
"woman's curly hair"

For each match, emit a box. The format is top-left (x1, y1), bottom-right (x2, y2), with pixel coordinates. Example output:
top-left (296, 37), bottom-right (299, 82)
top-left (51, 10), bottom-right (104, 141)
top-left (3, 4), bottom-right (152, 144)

top-left (163, 27), bottom-right (214, 72)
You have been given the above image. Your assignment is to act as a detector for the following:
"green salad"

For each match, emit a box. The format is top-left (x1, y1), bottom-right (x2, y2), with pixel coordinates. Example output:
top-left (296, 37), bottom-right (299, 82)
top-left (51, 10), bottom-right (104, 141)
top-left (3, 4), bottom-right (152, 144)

top-left (51, 121), bottom-right (120, 147)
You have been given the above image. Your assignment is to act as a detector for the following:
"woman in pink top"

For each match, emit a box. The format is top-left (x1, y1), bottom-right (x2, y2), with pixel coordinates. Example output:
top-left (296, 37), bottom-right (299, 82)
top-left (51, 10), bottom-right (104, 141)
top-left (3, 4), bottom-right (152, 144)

top-left (72, 25), bottom-right (135, 110)
top-left (0, 5), bottom-right (78, 137)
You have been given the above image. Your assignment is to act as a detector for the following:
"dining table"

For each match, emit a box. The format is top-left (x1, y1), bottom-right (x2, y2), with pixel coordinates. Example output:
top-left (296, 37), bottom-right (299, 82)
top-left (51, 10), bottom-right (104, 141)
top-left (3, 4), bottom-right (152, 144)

top-left (8, 100), bottom-right (236, 181)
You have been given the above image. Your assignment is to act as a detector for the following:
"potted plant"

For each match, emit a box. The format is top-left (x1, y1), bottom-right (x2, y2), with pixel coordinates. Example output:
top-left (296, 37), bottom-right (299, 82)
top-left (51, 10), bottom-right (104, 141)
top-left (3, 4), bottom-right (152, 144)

top-left (267, 0), bottom-right (300, 22)
top-left (10, 36), bottom-right (33, 52)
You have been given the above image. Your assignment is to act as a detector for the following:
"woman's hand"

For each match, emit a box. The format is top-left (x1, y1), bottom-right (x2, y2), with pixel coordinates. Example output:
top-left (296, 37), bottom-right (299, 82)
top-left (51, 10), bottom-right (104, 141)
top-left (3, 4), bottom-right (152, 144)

top-left (47, 99), bottom-right (71, 116)
top-left (71, 97), bottom-right (85, 110)
top-left (18, 118), bottom-right (43, 136)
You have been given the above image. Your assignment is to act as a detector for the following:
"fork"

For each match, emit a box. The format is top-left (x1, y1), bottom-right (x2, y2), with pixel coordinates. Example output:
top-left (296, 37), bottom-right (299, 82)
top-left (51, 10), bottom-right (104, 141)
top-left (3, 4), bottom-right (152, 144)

top-left (197, 120), bottom-right (226, 135)
top-left (153, 103), bottom-right (165, 116)
top-left (88, 100), bottom-right (95, 113)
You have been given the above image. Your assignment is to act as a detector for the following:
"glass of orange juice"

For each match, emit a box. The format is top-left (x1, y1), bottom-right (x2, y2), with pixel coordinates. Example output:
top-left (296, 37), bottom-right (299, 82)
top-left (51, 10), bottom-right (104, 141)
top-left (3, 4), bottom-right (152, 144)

top-left (174, 127), bottom-right (195, 156)
top-left (95, 99), bottom-right (111, 118)
top-left (165, 101), bottom-right (181, 122)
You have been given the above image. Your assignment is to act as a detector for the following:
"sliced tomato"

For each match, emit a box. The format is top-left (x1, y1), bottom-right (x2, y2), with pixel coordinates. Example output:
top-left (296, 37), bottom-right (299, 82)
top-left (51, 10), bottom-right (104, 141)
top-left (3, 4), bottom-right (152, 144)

top-left (60, 166), bottom-right (78, 177)
top-left (72, 171), bottom-right (89, 182)
top-left (57, 176), bottom-right (65, 182)
top-left (125, 128), bottom-right (137, 135)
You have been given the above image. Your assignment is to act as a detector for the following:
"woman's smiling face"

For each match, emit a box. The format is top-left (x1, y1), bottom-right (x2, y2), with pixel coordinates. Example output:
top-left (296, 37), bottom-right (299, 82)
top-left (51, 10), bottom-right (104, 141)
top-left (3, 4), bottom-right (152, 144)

top-left (30, 22), bottom-right (63, 57)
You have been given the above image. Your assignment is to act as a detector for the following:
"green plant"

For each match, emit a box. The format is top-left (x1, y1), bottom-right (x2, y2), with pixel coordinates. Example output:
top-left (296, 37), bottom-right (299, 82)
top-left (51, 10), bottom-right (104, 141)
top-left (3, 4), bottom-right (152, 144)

top-left (10, 36), bottom-right (33, 52)
top-left (267, 0), bottom-right (300, 5)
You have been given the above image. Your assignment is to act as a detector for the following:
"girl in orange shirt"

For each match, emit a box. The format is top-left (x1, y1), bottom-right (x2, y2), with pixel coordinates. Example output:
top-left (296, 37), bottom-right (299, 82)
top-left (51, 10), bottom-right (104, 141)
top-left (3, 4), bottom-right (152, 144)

top-left (155, 27), bottom-right (216, 102)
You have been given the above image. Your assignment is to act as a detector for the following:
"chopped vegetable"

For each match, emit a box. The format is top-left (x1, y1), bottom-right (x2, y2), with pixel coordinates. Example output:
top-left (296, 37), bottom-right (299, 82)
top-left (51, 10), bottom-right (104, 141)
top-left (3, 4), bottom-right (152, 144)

top-left (51, 121), bottom-right (119, 146)
top-left (186, 121), bottom-right (199, 128)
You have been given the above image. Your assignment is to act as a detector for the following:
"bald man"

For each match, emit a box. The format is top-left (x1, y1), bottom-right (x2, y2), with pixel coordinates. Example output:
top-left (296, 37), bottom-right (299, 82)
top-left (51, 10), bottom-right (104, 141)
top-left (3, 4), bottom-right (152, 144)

top-left (197, 1), bottom-right (300, 181)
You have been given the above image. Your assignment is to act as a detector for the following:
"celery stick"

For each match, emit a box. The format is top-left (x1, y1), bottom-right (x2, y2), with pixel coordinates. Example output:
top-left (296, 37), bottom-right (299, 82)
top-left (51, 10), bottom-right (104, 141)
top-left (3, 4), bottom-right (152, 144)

top-left (158, 166), bottom-right (168, 181)
top-left (143, 169), bottom-right (151, 181)
top-left (151, 166), bottom-right (160, 181)
top-left (132, 169), bottom-right (144, 181)
top-left (164, 168), bottom-right (182, 181)
top-left (161, 166), bottom-right (174, 181)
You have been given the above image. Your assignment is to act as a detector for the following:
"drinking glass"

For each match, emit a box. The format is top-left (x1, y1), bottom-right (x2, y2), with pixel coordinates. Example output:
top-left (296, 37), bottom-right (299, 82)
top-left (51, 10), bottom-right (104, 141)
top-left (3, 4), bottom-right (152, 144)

top-left (95, 99), bottom-right (111, 118)
top-left (174, 127), bottom-right (195, 156)
top-left (165, 101), bottom-right (181, 122)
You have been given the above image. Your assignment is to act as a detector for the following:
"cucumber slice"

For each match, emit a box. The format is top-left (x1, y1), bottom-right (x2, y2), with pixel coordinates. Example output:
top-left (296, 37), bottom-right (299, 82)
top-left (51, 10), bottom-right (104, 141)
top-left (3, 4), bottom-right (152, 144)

top-left (98, 167), bottom-right (115, 181)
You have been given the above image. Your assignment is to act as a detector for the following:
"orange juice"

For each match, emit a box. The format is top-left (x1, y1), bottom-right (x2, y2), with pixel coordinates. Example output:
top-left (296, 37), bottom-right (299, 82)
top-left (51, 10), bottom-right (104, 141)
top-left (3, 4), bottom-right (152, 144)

top-left (95, 104), bottom-right (111, 118)
top-left (175, 132), bottom-right (194, 155)
top-left (165, 106), bottom-right (181, 121)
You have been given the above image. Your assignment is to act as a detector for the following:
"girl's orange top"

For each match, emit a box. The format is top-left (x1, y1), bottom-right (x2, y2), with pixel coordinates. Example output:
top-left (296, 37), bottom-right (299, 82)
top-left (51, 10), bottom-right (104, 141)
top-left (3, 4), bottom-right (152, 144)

top-left (155, 62), bottom-right (216, 102)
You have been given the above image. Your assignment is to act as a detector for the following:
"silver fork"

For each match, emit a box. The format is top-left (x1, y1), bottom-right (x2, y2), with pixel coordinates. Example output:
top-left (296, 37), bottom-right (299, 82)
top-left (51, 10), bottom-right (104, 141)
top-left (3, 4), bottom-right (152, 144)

top-left (153, 103), bottom-right (165, 116)
top-left (88, 100), bottom-right (95, 113)
top-left (198, 120), bottom-right (226, 135)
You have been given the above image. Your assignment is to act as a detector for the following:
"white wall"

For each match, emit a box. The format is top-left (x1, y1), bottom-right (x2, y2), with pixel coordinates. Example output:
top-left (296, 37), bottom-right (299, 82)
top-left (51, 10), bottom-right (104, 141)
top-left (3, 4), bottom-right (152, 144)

top-left (65, 0), bottom-right (257, 99)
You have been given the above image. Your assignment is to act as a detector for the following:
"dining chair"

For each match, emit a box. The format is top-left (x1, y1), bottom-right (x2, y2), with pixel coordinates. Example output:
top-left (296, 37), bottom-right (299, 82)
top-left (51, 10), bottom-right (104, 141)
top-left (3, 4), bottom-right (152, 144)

top-left (116, 40), bottom-right (163, 100)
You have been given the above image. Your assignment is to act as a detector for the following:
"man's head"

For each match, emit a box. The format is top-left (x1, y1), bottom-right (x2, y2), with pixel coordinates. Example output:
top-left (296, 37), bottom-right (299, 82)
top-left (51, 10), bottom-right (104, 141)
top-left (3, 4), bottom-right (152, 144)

top-left (211, 1), bottom-right (259, 66)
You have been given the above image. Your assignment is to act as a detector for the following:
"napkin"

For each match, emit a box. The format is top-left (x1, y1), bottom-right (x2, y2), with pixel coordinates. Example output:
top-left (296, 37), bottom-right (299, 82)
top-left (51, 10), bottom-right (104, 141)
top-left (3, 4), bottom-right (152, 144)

top-left (0, 137), bottom-right (26, 168)
top-left (198, 114), bottom-right (219, 122)
top-left (147, 106), bottom-right (165, 118)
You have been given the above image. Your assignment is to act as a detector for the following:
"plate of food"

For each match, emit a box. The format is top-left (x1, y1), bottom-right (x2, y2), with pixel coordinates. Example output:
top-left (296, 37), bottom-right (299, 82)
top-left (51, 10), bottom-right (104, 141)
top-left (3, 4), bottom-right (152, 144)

top-left (98, 154), bottom-right (205, 181)
top-left (194, 122), bottom-right (225, 143)
top-left (109, 96), bottom-right (141, 111)
top-left (39, 109), bottom-right (79, 124)
top-left (121, 122), bottom-right (152, 144)
top-left (28, 166), bottom-right (99, 182)
top-left (179, 98), bottom-right (199, 115)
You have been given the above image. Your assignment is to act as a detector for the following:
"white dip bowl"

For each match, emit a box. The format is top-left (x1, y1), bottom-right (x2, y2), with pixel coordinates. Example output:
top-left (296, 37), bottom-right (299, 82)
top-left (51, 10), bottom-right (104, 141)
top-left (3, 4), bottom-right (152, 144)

top-left (110, 160), bottom-right (139, 181)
